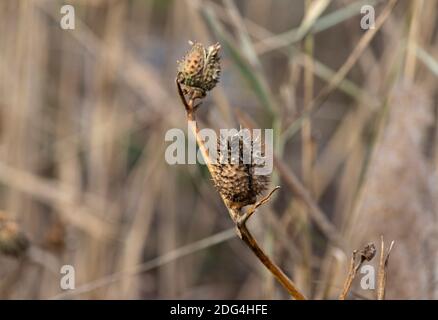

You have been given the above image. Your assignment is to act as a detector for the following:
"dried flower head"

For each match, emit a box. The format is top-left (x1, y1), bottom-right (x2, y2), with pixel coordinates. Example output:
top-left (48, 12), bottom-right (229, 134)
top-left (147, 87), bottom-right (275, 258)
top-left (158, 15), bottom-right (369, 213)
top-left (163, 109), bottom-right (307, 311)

top-left (210, 130), bottom-right (269, 210)
top-left (177, 41), bottom-right (221, 98)
top-left (0, 215), bottom-right (29, 257)
top-left (359, 242), bottom-right (376, 262)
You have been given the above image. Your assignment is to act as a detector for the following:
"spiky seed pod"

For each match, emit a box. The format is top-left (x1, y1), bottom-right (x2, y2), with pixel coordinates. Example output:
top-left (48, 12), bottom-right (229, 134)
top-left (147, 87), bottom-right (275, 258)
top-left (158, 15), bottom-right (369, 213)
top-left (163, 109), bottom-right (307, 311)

top-left (177, 41), bottom-right (221, 98)
top-left (202, 43), bottom-right (221, 91)
top-left (359, 243), bottom-right (376, 262)
top-left (0, 216), bottom-right (29, 257)
top-left (210, 131), bottom-right (269, 210)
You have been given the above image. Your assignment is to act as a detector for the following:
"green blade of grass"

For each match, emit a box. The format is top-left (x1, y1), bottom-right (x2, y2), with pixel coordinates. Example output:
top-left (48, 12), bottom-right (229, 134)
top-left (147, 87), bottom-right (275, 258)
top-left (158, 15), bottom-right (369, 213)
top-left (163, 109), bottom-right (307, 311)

top-left (255, 0), bottom-right (381, 54)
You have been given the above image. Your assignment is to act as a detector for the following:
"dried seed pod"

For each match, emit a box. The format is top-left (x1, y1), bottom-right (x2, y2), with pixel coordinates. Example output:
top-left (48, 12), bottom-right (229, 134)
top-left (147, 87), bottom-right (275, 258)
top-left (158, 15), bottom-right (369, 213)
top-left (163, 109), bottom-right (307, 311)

top-left (210, 130), bottom-right (269, 210)
top-left (359, 242), bottom-right (376, 262)
top-left (202, 43), bottom-right (221, 91)
top-left (177, 41), bottom-right (221, 98)
top-left (0, 216), bottom-right (29, 257)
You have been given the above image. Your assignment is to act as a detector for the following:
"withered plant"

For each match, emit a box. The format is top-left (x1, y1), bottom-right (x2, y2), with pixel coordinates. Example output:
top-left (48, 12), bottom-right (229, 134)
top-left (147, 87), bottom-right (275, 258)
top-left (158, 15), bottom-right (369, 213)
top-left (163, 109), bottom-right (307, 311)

top-left (176, 41), bottom-right (306, 300)
top-left (175, 41), bottom-right (397, 301)
top-left (0, 212), bottom-right (29, 258)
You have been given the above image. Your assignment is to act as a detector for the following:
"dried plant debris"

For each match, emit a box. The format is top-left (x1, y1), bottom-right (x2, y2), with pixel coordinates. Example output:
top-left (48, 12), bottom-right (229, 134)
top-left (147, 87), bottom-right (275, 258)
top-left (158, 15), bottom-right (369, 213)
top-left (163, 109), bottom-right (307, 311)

top-left (349, 82), bottom-right (437, 298)
top-left (377, 237), bottom-right (395, 300)
top-left (0, 215), bottom-right (29, 257)
top-left (210, 130), bottom-right (269, 210)
top-left (177, 41), bottom-right (221, 99)
top-left (359, 242), bottom-right (377, 262)
top-left (339, 242), bottom-right (377, 300)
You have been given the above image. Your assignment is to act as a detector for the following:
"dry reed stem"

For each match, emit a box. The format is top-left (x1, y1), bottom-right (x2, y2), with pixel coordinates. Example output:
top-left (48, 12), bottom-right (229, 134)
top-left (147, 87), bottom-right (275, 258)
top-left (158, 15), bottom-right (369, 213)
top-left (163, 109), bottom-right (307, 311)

top-left (347, 82), bottom-right (432, 298)
top-left (236, 110), bottom-right (345, 250)
top-left (274, 158), bottom-right (345, 250)
top-left (377, 237), bottom-right (395, 300)
top-left (176, 79), bottom-right (306, 300)
top-left (50, 227), bottom-right (237, 299)
top-left (306, 0), bottom-right (398, 112)
top-left (0, 163), bottom-right (115, 239)
top-left (285, 0), bottom-right (398, 134)
top-left (339, 243), bottom-right (376, 300)
top-left (338, 250), bottom-right (360, 300)
top-left (404, 0), bottom-right (423, 80)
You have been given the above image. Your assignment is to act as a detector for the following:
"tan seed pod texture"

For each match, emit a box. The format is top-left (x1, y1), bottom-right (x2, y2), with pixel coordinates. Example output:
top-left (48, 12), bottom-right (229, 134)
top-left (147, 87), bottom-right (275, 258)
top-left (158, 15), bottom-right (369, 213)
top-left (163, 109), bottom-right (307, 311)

top-left (210, 131), bottom-right (269, 210)
top-left (177, 41), bottom-right (221, 98)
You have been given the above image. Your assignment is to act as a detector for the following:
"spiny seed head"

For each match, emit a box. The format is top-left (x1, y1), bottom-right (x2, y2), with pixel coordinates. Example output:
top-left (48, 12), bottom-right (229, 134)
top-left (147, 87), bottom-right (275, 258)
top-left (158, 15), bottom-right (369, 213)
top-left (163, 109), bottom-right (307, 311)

top-left (0, 216), bottom-right (29, 257)
top-left (177, 41), bottom-right (221, 98)
top-left (210, 130), bottom-right (269, 210)
top-left (360, 243), bottom-right (376, 261)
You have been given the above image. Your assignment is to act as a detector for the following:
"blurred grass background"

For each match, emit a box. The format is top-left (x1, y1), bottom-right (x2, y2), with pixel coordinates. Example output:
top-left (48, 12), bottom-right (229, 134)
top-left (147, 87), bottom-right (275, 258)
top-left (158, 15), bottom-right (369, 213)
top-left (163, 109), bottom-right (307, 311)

top-left (0, 0), bottom-right (437, 299)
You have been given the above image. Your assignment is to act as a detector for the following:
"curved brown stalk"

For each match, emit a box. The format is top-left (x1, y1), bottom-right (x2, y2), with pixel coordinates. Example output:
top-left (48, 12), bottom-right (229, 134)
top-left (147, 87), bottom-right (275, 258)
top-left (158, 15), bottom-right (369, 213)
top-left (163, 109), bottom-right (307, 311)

top-left (176, 79), bottom-right (306, 300)
top-left (339, 242), bottom-right (376, 300)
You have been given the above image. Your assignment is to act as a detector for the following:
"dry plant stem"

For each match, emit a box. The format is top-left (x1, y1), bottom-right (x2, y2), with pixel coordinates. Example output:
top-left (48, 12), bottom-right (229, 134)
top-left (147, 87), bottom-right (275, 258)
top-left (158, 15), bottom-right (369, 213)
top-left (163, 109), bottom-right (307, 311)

top-left (234, 214), bottom-right (306, 300)
top-left (176, 80), bottom-right (306, 300)
top-left (377, 237), bottom-right (395, 300)
top-left (306, 0), bottom-right (398, 113)
top-left (339, 243), bottom-right (376, 300)
top-left (338, 250), bottom-right (362, 300)
top-left (237, 187), bottom-right (281, 226)
top-left (281, 0), bottom-right (398, 135)
top-left (275, 158), bottom-right (345, 250)
top-left (236, 110), bottom-right (345, 250)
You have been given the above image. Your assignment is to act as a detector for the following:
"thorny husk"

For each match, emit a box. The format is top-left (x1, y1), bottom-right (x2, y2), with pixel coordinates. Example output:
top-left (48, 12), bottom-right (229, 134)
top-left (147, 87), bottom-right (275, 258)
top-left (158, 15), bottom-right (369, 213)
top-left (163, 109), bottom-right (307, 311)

top-left (210, 130), bottom-right (269, 210)
top-left (359, 242), bottom-right (376, 262)
top-left (177, 41), bottom-right (221, 99)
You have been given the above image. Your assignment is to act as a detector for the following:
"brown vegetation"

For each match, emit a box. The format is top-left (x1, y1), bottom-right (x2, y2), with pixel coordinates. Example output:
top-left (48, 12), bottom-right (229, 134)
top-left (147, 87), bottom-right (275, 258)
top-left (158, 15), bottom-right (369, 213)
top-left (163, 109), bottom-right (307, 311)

top-left (0, 0), bottom-right (437, 299)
